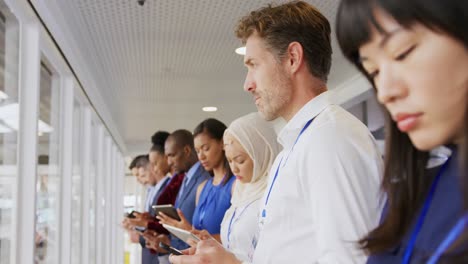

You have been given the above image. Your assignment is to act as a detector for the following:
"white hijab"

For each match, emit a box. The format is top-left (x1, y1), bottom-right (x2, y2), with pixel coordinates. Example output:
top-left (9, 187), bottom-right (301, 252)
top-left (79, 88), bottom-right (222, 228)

top-left (224, 112), bottom-right (281, 207)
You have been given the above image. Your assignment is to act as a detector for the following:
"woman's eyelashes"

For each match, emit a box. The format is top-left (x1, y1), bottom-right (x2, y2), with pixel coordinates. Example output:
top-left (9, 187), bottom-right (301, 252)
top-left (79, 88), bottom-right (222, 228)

top-left (365, 44), bottom-right (417, 80)
top-left (368, 69), bottom-right (379, 80)
top-left (395, 44), bottom-right (417, 61)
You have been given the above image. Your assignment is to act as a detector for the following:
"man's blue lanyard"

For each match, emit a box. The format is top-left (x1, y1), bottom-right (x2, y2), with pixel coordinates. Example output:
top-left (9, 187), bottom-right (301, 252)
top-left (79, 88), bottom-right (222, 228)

top-left (427, 213), bottom-right (468, 263)
top-left (227, 199), bottom-right (258, 249)
top-left (261, 118), bottom-right (314, 218)
top-left (401, 157), bottom-right (451, 264)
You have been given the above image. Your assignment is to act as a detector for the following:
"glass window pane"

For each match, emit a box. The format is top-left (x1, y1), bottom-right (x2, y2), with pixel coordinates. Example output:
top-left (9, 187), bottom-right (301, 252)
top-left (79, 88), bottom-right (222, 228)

top-left (0, 2), bottom-right (18, 264)
top-left (35, 62), bottom-right (61, 264)
top-left (88, 120), bottom-right (98, 264)
top-left (71, 100), bottom-right (82, 264)
top-left (98, 135), bottom-right (109, 264)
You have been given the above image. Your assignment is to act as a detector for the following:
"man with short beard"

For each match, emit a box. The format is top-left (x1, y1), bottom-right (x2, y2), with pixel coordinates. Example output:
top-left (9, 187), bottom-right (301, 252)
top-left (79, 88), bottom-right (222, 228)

top-left (170, 1), bottom-right (383, 264)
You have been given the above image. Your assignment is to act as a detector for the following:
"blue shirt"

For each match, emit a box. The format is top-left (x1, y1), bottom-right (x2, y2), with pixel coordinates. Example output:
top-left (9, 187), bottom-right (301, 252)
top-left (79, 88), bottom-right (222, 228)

top-left (145, 185), bottom-right (158, 211)
top-left (367, 148), bottom-right (462, 263)
top-left (192, 175), bottom-right (235, 234)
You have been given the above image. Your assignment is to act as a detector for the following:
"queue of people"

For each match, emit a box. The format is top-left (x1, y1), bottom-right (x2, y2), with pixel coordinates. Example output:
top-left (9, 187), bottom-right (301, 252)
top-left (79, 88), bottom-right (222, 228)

top-left (123, 1), bottom-right (467, 263)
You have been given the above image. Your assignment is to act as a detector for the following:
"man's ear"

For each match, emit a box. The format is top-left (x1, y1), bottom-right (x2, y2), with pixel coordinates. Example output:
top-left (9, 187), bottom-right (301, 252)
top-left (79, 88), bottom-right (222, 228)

top-left (183, 145), bottom-right (191, 157)
top-left (286, 41), bottom-right (304, 74)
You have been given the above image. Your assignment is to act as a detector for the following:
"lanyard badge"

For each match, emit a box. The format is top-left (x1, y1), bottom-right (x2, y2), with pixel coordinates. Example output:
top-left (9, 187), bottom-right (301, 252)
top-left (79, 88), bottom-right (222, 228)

top-left (261, 118), bottom-right (314, 220)
top-left (402, 157), bottom-right (451, 264)
top-left (251, 118), bottom-right (315, 256)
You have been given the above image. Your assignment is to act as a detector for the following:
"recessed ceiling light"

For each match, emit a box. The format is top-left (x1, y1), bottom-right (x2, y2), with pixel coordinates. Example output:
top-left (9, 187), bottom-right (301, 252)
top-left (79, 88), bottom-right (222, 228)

top-left (235, 46), bottom-right (246, 55)
top-left (202, 106), bottom-right (218, 112)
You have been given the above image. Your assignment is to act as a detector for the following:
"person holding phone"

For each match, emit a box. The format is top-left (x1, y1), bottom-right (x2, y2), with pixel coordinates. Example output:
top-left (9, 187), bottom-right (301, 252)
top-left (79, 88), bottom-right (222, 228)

top-left (164, 113), bottom-right (280, 262)
top-left (161, 130), bottom-right (211, 250)
top-left (336, 0), bottom-right (468, 263)
top-left (121, 156), bottom-right (149, 245)
top-left (220, 112), bottom-right (281, 262)
top-left (131, 139), bottom-right (173, 264)
top-left (125, 131), bottom-right (186, 264)
top-left (158, 119), bottom-right (235, 242)
top-left (122, 154), bottom-right (164, 264)
top-left (170, 1), bottom-right (384, 263)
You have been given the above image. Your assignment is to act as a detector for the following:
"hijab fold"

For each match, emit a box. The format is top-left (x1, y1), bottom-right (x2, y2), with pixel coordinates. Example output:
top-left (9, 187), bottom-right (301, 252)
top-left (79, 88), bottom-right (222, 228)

top-left (224, 112), bottom-right (281, 207)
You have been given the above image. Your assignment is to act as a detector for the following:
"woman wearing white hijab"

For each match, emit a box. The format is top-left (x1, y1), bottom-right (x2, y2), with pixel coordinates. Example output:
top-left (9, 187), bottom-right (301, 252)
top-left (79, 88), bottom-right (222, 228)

top-left (220, 112), bottom-right (281, 262)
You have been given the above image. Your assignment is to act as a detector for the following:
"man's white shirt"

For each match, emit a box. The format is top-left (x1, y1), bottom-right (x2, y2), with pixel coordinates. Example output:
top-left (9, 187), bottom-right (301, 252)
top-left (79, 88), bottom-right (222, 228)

top-left (252, 92), bottom-right (384, 264)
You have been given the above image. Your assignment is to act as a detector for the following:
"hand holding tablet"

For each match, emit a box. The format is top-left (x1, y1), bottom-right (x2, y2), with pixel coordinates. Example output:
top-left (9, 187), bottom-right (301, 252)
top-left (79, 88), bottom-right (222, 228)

top-left (152, 204), bottom-right (181, 221)
top-left (162, 224), bottom-right (201, 244)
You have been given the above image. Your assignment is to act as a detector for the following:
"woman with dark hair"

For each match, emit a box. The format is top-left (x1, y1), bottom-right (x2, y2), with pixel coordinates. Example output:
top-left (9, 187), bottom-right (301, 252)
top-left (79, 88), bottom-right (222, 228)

top-left (158, 118), bottom-right (235, 242)
top-left (336, 0), bottom-right (468, 263)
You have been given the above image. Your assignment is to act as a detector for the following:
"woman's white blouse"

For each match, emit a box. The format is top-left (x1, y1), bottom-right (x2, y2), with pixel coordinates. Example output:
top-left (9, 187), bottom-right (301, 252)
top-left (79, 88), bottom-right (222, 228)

top-left (220, 199), bottom-right (261, 262)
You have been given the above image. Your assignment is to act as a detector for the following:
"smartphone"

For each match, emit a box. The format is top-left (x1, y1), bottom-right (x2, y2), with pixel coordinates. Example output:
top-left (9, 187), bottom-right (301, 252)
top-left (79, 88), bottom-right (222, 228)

top-left (159, 242), bottom-right (183, 256)
top-left (134, 226), bottom-right (147, 233)
top-left (162, 224), bottom-right (200, 244)
top-left (125, 210), bottom-right (137, 219)
top-left (152, 204), bottom-right (181, 221)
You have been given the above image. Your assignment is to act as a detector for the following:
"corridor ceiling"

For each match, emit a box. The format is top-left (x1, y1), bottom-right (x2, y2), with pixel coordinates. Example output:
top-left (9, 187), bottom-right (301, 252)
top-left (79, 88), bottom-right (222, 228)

top-left (32, 0), bottom-right (358, 154)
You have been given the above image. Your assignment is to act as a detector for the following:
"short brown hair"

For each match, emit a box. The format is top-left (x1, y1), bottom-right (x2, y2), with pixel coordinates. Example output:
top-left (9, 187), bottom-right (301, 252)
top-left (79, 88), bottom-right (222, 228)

top-left (235, 1), bottom-right (332, 82)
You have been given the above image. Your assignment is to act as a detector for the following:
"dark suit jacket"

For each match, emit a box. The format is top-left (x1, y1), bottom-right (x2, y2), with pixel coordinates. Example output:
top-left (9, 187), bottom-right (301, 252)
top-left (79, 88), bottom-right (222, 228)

top-left (147, 173), bottom-right (185, 234)
top-left (171, 162), bottom-right (210, 250)
top-left (140, 177), bottom-right (171, 264)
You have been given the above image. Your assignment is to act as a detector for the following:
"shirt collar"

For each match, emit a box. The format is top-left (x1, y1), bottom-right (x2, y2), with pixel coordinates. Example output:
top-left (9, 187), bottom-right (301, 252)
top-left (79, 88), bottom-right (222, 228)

top-left (185, 161), bottom-right (201, 182)
top-left (278, 91), bottom-right (332, 148)
top-left (145, 185), bottom-right (157, 210)
top-left (154, 174), bottom-right (171, 192)
top-left (427, 145), bottom-right (453, 169)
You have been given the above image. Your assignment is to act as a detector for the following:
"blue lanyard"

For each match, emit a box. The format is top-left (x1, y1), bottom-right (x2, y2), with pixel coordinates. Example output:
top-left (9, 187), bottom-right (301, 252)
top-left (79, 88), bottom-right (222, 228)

top-left (226, 200), bottom-right (258, 249)
top-left (262, 118), bottom-right (314, 218)
top-left (401, 157), bottom-right (451, 264)
top-left (427, 213), bottom-right (468, 263)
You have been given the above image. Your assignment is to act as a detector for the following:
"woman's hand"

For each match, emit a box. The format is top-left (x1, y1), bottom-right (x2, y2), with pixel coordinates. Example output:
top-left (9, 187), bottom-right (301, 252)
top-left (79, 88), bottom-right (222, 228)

top-left (142, 232), bottom-right (171, 253)
top-left (168, 238), bottom-right (241, 264)
top-left (157, 208), bottom-right (191, 231)
top-left (183, 229), bottom-right (211, 248)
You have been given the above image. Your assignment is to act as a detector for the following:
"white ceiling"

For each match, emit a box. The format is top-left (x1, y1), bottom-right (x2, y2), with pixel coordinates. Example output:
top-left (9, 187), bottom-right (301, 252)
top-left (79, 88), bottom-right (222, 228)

top-left (32, 0), bottom-right (359, 154)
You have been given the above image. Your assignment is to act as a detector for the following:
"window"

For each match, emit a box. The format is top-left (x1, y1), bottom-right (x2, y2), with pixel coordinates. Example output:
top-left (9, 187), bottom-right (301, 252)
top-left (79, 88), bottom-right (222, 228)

top-left (35, 62), bottom-right (61, 264)
top-left (88, 120), bottom-right (98, 264)
top-left (71, 99), bottom-right (82, 264)
top-left (0, 2), bottom-right (18, 263)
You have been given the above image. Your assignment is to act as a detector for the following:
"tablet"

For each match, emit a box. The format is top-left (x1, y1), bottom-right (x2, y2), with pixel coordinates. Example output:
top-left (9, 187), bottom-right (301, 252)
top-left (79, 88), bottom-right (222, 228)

top-left (152, 204), bottom-right (181, 221)
top-left (162, 224), bottom-right (200, 244)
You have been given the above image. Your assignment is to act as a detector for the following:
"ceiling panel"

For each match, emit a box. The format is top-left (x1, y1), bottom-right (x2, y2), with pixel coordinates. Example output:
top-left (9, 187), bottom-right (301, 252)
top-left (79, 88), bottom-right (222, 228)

top-left (35, 0), bottom-right (357, 154)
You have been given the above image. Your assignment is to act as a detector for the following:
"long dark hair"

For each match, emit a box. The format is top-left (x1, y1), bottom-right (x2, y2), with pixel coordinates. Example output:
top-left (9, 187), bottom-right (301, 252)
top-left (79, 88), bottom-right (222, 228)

top-left (193, 118), bottom-right (233, 186)
top-left (336, 0), bottom-right (468, 257)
